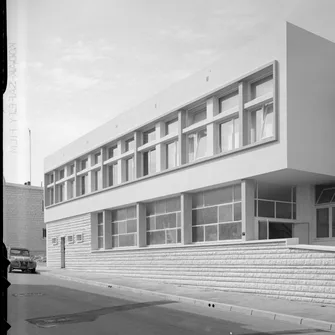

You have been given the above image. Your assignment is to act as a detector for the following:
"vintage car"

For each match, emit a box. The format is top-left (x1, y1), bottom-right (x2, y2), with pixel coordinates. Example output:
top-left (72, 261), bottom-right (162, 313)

top-left (8, 247), bottom-right (37, 273)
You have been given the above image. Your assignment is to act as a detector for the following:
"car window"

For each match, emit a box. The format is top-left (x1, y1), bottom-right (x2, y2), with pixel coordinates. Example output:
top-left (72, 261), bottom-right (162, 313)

top-left (10, 249), bottom-right (30, 256)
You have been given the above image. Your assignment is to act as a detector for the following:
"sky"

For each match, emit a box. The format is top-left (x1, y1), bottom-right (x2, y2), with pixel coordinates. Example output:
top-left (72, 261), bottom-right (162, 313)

top-left (3, 0), bottom-right (335, 187)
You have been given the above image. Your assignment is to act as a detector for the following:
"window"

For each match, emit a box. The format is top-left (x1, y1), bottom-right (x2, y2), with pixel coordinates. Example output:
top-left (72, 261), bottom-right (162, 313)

top-left (166, 141), bottom-right (178, 169)
top-left (143, 128), bottom-right (156, 144)
top-left (59, 169), bottom-right (65, 180)
top-left (251, 75), bottom-right (273, 100)
top-left (42, 228), bottom-right (46, 239)
top-left (316, 187), bottom-right (335, 205)
top-left (219, 91), bottom-right (238, 115)
top-left (67, 235), bottom-right (74, 244)
top-left (68, 180), bottom-right (75, 199)
top-left (108, 164), bottom-right (118, 187)
top-left (188, 105), bottom-right (206, 126)
top-left (316, 185), bottom-right (335, 239)
top-left (108, 145), bottom-right (118, 159)
top-left (97, 212), bottom-right (104, 249)
top-left (94, 152), bottom-right (101, 165)
top-left (93, 169), bottom-right (102, 191)
top-left (59, 183), bottom-right (65, 202)
top-left (192, 185), bottom-right (242, 242)
top-left (81, 159), bottom-right (88, 171)
top-left (111, 206), bottom-right (137, 248)
top-left (76, 234), bottom-right (83, 243)
top-left (125, 157), bottom-right (134, 182)
top-left (188, 129), bottom-right (207, 162)
top-left (70, 164), bottom-right (75, 175)
top-left (146, 197), bottom-right (181, 245)
top-left (255, 182), bottom-right (296, 220)
top-left (81, 174), bottom-right (88, 195)
top-left (125, 138), bottom-right (135, 152)
top-left (165, 119), bottom-right (178, 135)
top-left (220, 118), bottom-right (239, 152)
top-left (51, 237), bottom-right (58, 245)
top-left (49, 174), bottom-right (54, 184)
top-left (143, 149), bottom-right (156, 176)
top-left (49, 188), bottom-right (54, 205)
top-left (249, 103), bottom-right (274, 144)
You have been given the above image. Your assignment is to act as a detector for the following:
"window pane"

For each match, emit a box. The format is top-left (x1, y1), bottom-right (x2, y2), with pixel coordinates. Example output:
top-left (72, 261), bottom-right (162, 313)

top-left (167, 142), bottom-right (177, 169)
top-left (147, 230), bottom-right (165, 245)
top-left (97, 225), bottom-right (103, 236)
top-left (192, 193), bottom-right (204, 208)
top-left (149, 149), bottom-right (156, 174)
top-left (317, 208), bottom-right (329, 238)
top-left (98, 237), bottom-right (104, 249)
top-left (127, 219), bottom-right (137, 233)
top-left (176, 213), bottom-right (181, 227)
top-left (234, 202), bottom-right (242, 221)
top-left (205, 225), bottom-right (218, 241)
top-left (257, 200), bottom-right (275, 218)
top-left (262, 104), bottom-right (274, 139)
top-left (166, 229), bottom-right (177, 244)
top-left (155, 200), bottom-right (166, 214)
top-left (188, 135), bottom-right (195, 162)
top-left (220, 120), bottom-right (234, 152)
top-left (146, 217), bottom-right (155, 230)
top-left (177, 229), bottom-right (181, 243)
top-left (116, 209), bottom-right (127, 221)
top-left (189, 108), bottom-right (206, 125)
top-left (192, 226), bottom-right (204, 242)
top-left (317, 188), bottom-right (335, 204)
top-left (234, 184), bottom-right (241, 201)
top-left (146, 202), bottom-right (155, 216)
top-left (166, 197), bottom-right (181, 212)
top-left (112, 222), bottom-right (118, 235)
top-left (156, 214), bottom-right (177, 229)
top-left (119, 234), bottom-right (136, 247)
top-left (125, 138), bottom-right (135, 152)
top-left (204, 186), bottom-right (233, 206)
top-left (251, 76), bottom-right (273, 99)
top-left (257, 183), bottom-right (292, 202)
top-left (126, 206), bottom-right (136, 219)
top-left (250, 108), bottom-right (263, 143)
top-left (97, 212), bottom-right (103, 224)
top-left (108, 146), bottom-right (118, 159)
top-left (234, 118), bottom-right (240, 149)
top-left (203, 207), bottom-right (218, 224)
top-left (219, 204), bottom-right (233, 223)
top-left (166, 119), bottom-right (178, 135)
top-left (126, 158), bottom-right (134, 182)
top-left (196, 130), bottom-right (207, 159)
top-left (118, 221), bottom-right (127, 234)
top-left (276, 202), bottom-right (292, 219)
top-left (143, 128), bottom-right (156, 144)
top-left (269, 222), bottom-right (293, 239)
top-left (258, 221), bottom-right (268, 240)
top-left (219, 222), bottom-right (242, 240)
top-left (112, 236), bottom-right (118, 248)
top-left (220, 91), bottom-right (238, 114)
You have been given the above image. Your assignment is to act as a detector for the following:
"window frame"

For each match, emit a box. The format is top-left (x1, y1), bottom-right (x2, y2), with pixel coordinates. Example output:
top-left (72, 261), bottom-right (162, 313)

top-left (165, 118), bottom-right (178, 136)
top-left (187, 128), bottom-right (207, 163)
top-left (143, 148), bottom-right (156, 176)
top-left (124, 137), bottom-right (135, 152)
top-left (315, 204), bottom-right (335, 239)
top-left (166, 141), bottom-right (178, 169)
top-left (125, 157), bottom-right (135, 182)
top-left (219, 117), bottom-right (239, 153)
top-left (143, 128), bottom-right (156, 145)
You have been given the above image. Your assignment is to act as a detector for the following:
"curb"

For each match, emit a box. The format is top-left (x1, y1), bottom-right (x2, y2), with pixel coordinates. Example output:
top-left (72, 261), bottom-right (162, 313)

top-left (41, 271), bottom-right (334, 332)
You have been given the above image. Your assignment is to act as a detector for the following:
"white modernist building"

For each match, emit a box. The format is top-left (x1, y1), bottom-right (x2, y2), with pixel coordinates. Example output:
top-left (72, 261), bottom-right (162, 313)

top-left (44, 22), bottom-right (335, 302)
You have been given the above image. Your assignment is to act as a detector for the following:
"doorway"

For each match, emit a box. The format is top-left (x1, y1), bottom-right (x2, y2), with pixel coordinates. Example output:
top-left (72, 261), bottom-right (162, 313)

top-left (60, 237), bottom-right (65, 268)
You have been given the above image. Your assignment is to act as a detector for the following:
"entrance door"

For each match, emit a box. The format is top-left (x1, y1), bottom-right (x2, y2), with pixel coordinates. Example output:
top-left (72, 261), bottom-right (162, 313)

top-left (60, 237), bottom-right (65, 268)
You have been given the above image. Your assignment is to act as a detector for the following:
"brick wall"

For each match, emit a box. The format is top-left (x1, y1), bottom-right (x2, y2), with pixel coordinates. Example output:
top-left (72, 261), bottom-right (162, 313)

top-left (3, 182), bottom-right (46, 256)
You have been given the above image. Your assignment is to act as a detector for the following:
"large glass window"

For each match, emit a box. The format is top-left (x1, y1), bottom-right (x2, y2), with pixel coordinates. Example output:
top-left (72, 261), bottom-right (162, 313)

top-left (192, 185), bottom-right (242, 242)
top-left (146, 197), bottom-right (181, 245)
top-left (220, 118), bottom-right (239, 152)
top-left (251, 75), bottom-right (273, 99)
top-left (249, 103), bottom-right (274, 144)
top-left (111, 206), bottom-right (137, 248)
top-left (143, 128), bottom-right (156, 144)
top-left (255, 182), bottom-right (296, 220)
top-left (125, 157), bottom-right (134, 182)
top-left (97, 212), bottom-right (104, 249)
top-left (166, 141), bottom-right (178, 169)
top-left (143, 149), bottom-right (156, 176)
top-left (188, 129), bottom-right (207, 162)
top-left (166, 119), bottom-right (178, 135)
top-left (219, 91), bottom-right (238, 115)
top-left (108, 164), bottom-right (118, 187)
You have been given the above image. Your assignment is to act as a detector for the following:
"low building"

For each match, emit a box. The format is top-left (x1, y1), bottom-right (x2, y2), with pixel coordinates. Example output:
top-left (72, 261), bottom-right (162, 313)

top-left (3, 179), bottom-right (46, 259)
top-left (43, 22), bottom-right (335, 303)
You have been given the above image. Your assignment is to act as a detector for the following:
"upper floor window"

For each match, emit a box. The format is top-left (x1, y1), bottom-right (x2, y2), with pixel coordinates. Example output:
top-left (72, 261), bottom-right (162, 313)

top-left (125, 157), bottom-right (134, 182)
top-left (68, 179), bottom-right (75, 199)
top-left (220, 118), bottom-right (239, 153)
top-left (249, 103), bottom-right (274, 144)
top-left (59, 169), bottom-right (65, 180)
top-left (125, 138), bottom-right (135, 152)
top-left (250, 75), bottom-right (273, 100)
top-left (49, 187), bottom-right (54, 205)
top-left (108, 164), bottom-right (118, 187)
top-left (166, 141), bottom-right (178, 169)
top-left (219, 91), bottom-right (238, 115)
top-left (188, 105), bottom-right (206, 126)
top-left (143, 128), bottom-right (156, 145)
top-left (188, 129), bottom-right (207, 163)
top-left (165, 119), bottom-right (178, 135)
top-left (93, 169), bottom-right (102, 191)
top-left (108, 145), bottom-right (118, 159)
top-left (143, 149), bottom-right (156, 176)
top-left (81, 159), bottom-right (88, 171)
top-left (81, 174), bottom-right (88, 195)
top-left (59, 183), bottom-right (65, 202)
top-left (94, 152), bottom-right (101, 165)
top-left (70, 164), bottom-right (75, 175)
top-left (49, 174), bottom-right (54, 184)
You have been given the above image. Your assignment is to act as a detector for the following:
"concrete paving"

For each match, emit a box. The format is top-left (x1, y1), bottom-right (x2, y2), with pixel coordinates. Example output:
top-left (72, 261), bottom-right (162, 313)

top-left (37, 264), bottom-right (335, 332)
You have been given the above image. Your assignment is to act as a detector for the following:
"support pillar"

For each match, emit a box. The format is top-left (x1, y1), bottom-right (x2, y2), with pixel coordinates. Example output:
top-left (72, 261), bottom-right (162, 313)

top-left (104, 210), bottom-right (112, 249)
top-left (181, 193), bottom-right (192, 244)
top-left (137, 203), bottom-right (146, 247)
top-left (241, 179), bottom-right (255, 241)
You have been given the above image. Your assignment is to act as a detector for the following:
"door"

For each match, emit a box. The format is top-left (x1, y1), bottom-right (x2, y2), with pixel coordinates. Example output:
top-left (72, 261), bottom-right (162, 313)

top-left (61, 237), bottom-right (65, 268)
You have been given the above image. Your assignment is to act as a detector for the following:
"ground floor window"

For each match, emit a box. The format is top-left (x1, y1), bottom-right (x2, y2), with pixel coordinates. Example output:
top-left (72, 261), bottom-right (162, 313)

top-left (259, 220), bottom-right (293, 240)
top-left (316, 206), bottom-right (335, 238)
top-left (146, 197), bottom-right (181, 245)
top-left (111, 206), bottom-right (137, 247)
top-left (191, 184), bottom-right (242, 242)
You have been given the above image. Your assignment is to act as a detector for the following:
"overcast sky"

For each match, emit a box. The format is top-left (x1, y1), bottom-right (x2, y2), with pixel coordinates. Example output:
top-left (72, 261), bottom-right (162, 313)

top-left (3, 0), bottom-right (335, 186)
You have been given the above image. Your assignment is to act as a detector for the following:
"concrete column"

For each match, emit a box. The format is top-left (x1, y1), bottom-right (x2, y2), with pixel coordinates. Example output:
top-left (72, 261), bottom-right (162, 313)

top-left (239, 82), bottom-right (249, 146)
top-left (134, 131), bottom-right (142, 178)
top-left (181, 193), bottom-right (193, 244)
top-left (87, 155), bottom-right (92, 193)
top-left (178, 110), bottom-right (187, 165)
top-left (117, 140), bottom-right (122, 184)
top-left (52, 171), bottom-right (56, 204)
top-left (91, 213), bottom-right (98, 250)
top-left (137, 203), bottom-right (146, 247)
top-left (104, 210), bottom-right (112, 249)
top-left (241, 179), bottom-right (255, 241)
top-left (75, 159), bottom-right (81, 197)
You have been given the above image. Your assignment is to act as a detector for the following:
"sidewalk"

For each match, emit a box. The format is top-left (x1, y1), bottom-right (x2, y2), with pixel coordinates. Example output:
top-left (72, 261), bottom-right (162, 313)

top-left (37, 265), bottom-right (335, 332)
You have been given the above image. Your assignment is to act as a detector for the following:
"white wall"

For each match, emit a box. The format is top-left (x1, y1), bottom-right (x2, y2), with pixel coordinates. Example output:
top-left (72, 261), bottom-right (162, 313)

top-left (287, 23), bottom-right (335, 177)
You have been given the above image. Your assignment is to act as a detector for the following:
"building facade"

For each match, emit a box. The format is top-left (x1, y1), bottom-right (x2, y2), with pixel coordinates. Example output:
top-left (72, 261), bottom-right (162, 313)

top-left (3, 179), bottom-right (46, 258)
top-left (44, 22), bottom-right (335, 272)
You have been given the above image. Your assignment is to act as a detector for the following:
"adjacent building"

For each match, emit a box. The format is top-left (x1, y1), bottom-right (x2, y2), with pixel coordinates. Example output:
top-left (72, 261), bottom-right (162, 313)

top-left (3, 179), bottom-right (46, 257)
top-left (44, 22), bottom-right (335, 273)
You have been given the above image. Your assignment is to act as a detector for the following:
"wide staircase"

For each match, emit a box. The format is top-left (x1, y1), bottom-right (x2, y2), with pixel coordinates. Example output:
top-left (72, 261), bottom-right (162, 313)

top-left (85, 239), bottom-right (335, 305)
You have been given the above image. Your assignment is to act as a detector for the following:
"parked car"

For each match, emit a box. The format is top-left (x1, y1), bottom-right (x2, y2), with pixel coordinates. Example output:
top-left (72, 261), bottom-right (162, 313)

top-left (8, 247), bottom-right (37, 273)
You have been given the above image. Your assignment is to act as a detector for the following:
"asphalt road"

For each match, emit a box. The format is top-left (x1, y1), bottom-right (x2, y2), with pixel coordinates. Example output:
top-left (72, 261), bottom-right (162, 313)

top-left (7, 270), bottom-right (329, 335)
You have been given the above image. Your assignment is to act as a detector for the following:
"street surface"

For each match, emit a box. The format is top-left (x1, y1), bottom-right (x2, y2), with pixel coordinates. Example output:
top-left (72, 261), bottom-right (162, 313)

top-left (8, 269), bottom-right (330, 335)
